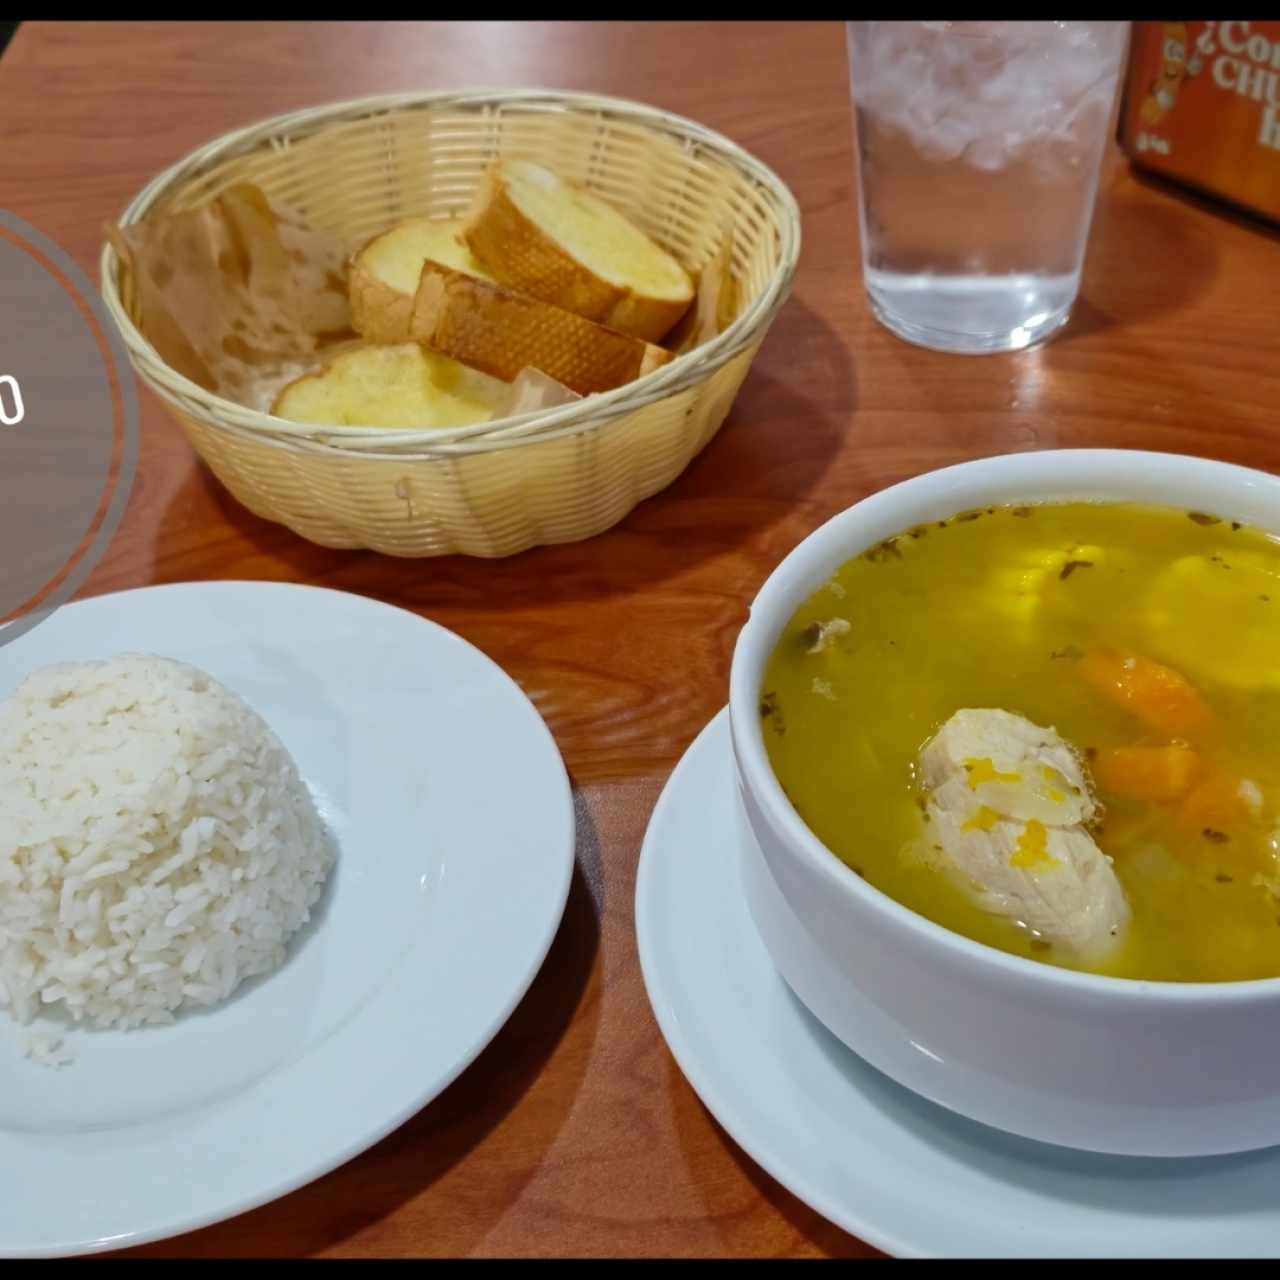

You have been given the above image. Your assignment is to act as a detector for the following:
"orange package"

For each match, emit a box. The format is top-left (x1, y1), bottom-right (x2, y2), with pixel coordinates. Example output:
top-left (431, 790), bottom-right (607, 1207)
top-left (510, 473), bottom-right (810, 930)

top-left (1118, 20), bottom-right (1280, 224)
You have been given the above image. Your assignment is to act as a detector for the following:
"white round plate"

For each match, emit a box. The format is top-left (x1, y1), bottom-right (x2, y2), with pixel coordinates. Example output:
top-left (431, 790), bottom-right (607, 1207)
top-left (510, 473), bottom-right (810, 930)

top-left (637, 710), bottom-right (1280, 1259)
top-left (0, 582), bottom-right (574, 1257)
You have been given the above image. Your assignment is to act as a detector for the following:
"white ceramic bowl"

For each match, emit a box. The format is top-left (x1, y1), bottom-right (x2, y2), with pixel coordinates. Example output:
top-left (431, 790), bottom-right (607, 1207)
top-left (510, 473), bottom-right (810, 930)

top-left (729, 449), bottom-right (1280, 1158)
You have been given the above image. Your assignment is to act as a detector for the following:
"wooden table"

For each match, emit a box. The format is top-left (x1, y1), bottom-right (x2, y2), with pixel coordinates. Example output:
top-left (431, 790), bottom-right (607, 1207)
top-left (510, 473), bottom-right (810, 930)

top-left (2, 19), bottom-right (1278, 1259)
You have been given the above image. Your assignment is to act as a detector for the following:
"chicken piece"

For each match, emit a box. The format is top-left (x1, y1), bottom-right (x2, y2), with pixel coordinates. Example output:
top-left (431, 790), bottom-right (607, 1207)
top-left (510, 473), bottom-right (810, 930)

top-left (919, 709), bottom-right (1130, 960)
top-left (803, 617), bottom-right (851, 655)
top-left (919, 707), bottom-right (1093, 826)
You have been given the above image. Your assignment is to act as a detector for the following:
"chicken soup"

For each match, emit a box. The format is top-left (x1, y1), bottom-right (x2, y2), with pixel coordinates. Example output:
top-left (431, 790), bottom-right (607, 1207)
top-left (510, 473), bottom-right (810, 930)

top-left (760, 501), bottom-right (1280, 982)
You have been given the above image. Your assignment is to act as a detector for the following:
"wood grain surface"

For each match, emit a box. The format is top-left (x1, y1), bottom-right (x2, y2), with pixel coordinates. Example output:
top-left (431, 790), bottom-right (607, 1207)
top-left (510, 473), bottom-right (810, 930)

top-left (2, 20), bottom-right (1279, 1259)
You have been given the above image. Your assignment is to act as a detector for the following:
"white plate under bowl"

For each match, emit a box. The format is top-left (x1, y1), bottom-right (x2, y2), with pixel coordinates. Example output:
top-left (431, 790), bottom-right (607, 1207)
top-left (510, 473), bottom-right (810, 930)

top-left (636, 711), bottom-right (1280, 1258)
top-left (0, 581), bottom-right (574, 1257)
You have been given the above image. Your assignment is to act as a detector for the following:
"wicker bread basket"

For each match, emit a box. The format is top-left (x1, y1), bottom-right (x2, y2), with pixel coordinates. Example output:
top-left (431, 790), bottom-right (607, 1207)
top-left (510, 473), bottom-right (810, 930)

top-left (100, 89), bottom-right (801, 557)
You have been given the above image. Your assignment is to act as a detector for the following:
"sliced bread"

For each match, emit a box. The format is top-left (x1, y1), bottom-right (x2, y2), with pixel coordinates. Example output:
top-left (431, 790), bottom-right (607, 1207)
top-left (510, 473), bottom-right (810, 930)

top-left (461, 159), bottom-right (694, 343)
top-left (410, 260), bottom-right (674, 396)
top-left (273, 341), bottom-right (507, 429)
top-left (350, 216), bottom-right (494, 344)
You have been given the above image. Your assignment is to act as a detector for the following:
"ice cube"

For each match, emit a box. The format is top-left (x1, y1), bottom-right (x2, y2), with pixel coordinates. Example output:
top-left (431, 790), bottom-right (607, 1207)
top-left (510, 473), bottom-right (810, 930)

top-left (917, 127), bottom-right (971, 164)
top-left (965, 133), bottom-right (1014, 172)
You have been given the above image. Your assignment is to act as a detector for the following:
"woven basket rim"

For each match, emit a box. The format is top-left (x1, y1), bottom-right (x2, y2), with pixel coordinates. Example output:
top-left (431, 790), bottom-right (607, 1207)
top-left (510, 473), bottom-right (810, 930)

top-left (99, 86), bottom-right (801, 458)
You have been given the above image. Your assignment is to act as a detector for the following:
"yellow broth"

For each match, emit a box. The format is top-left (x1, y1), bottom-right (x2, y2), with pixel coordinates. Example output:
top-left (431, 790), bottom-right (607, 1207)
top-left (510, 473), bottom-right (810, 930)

top-left (760, 501), bottom-right (1280, 982)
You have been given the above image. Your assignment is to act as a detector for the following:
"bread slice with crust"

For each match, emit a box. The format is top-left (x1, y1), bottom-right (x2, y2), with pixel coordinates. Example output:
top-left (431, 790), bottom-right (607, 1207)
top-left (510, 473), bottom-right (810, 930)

top-left (461, 159), bottom-right (694, 344)
top-left (410, 260), bottom-right (674, 396)
top-left (349, 217), bottom-right (494, 344)
top-left (272, 341), bottom-right (507, 429)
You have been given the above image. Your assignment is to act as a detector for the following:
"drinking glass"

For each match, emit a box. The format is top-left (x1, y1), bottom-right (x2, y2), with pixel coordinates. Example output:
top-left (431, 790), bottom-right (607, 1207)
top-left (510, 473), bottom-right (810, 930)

top-left (847, 21), bottom-right (1131, 354)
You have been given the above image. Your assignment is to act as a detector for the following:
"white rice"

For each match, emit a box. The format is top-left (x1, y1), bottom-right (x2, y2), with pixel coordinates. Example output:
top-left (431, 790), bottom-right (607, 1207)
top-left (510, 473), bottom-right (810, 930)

top-left (18, 1030), bottom-right (72, 1068)
top-left (0, 654), bottom-right (334, 1051)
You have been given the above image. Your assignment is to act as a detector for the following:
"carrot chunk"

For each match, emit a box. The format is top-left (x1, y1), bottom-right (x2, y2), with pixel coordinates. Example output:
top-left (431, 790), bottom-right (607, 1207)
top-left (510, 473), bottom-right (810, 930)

top-left (1092, 744), bottom-right (1201, 803)
top-left (1177, 771), bottom-right (1252, 837)
top-left (1079, 649), bottom-right (1216, 738)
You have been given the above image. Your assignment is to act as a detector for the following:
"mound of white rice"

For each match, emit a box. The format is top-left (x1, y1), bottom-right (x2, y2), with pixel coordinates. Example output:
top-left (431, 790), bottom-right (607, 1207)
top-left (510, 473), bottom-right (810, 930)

top-left (0, 654), bottom-right (333, 1040)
